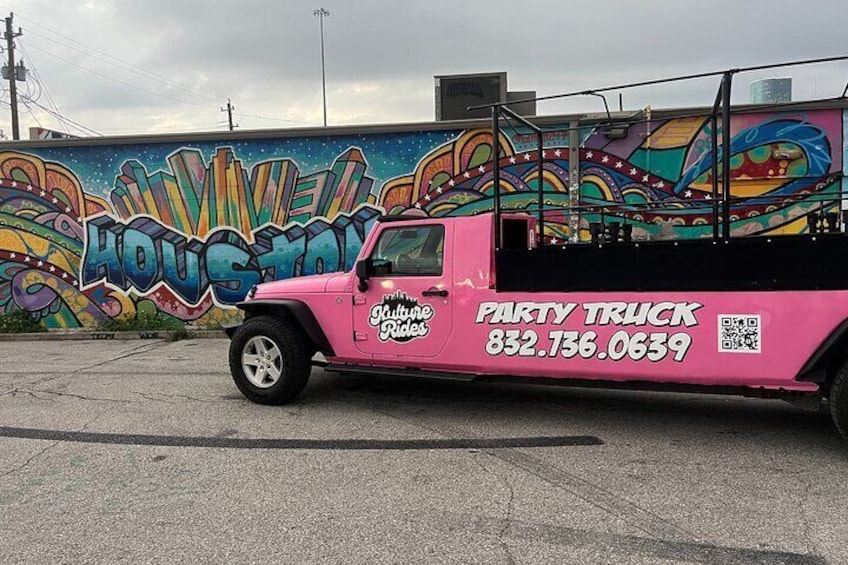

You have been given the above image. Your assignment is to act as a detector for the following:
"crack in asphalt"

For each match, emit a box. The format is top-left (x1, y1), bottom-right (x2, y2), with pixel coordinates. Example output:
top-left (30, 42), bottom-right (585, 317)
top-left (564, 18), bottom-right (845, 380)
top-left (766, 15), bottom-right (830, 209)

top-left (338, 392), bottom-right (698, 544)
top-left (12, 389), bottom-right (129, 404)
top-left (8, 341), bottom-right (173, 389)
top-left (489, 447), bottom-right (699, 542)
top-left (0, 440), bottom-right (59, 479)
top-left (473, 455), bottom-right (517, 565)
top-left (0, 389), bottom-right (45, 402)
top-left (75, 341), bottom-right (171, 372)
top-left (0, 406), bottom-right (118, 480)
top-left (139, 392), bottom-right (212, 403)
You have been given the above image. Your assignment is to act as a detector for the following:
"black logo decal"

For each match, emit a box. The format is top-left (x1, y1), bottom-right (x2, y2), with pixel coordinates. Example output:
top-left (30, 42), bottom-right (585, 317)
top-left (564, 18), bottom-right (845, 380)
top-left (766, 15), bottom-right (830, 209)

top-left (368, 291), bottom-right (435, 343)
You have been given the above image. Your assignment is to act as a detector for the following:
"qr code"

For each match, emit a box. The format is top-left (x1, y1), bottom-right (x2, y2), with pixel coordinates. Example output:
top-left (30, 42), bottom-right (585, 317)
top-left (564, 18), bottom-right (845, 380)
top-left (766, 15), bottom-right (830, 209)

top-left (718, 315), bottom-right (761, 353)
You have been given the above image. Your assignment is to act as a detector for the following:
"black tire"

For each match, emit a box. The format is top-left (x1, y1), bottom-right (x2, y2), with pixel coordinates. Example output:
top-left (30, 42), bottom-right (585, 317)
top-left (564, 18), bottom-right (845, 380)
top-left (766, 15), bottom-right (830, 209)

top-left (830, 363), bottom-right (848, 441)
top-left (228, 315), bottom-right (313, 405)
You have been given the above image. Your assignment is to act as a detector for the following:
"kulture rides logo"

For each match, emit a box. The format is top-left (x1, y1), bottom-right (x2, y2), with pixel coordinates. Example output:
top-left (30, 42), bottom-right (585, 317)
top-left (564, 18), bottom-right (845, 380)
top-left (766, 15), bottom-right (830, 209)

top-left (368, 291), bottom-right (435, 343)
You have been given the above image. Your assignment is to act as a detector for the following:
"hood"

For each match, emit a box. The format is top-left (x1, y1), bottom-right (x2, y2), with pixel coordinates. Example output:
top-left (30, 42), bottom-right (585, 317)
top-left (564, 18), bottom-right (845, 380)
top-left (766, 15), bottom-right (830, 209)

top-left (251, 273), bottom-right (340, 298)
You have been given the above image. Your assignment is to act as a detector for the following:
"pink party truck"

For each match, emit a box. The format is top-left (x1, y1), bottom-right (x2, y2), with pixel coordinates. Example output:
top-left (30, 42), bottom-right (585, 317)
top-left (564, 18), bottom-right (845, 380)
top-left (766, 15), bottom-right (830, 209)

top-left (226, 57), bottom-right (848, 441)
top-left (227, 209), bottom-right (848, 442)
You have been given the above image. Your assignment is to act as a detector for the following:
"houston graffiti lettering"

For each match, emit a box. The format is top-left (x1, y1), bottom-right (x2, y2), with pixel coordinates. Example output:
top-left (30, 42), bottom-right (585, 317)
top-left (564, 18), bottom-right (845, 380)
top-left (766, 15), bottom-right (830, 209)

top-left (81, 206), bottom-right (381, 305)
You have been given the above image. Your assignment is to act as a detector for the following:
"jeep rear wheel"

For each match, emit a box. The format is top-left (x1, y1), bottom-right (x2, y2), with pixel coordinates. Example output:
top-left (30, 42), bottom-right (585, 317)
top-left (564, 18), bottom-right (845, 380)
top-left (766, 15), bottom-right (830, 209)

top-left (229, 315), bottom-right (312, 405)
top-left (830, 362), bottom-right (848, 441)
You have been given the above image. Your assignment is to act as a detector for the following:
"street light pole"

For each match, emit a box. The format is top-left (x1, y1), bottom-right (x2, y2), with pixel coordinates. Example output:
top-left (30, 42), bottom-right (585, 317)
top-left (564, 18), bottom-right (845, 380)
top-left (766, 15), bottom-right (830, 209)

top-left (313, 7), bottom-right (329, 127)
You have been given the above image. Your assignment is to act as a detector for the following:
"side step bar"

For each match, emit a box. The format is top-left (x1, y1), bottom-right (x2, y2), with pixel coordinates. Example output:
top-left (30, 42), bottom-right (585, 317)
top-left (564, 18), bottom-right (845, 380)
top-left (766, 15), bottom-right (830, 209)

top-left (319, 360), bottom-right (819, 400)
top-left (322, 363), bottom-right (476, 382)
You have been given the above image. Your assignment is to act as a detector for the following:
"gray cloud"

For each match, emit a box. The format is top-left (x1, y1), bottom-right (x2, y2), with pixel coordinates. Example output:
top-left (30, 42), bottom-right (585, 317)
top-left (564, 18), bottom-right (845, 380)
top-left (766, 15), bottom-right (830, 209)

top-left (1, 0), bottom-right (846, 137)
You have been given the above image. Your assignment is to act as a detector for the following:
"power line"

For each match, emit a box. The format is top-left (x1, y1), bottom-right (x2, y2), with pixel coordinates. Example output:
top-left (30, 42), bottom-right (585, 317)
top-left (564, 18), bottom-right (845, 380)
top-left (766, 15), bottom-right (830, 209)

top-left (92, 122), bottom-right (226, 134)
top-left (236, 110), bottom-right (322, 127)
top-left (2, 9), bottom-right (324, 133)
top-left (18, 39), bottom-right (70, 134)
top-left (19, 94), bottom-right (100, 136)
top-left (8, 12), bottom-right (223, 104)
top-left (24, 41), bottom-right (220, 110)
top-left (20, 97), bottom-right (43, 128)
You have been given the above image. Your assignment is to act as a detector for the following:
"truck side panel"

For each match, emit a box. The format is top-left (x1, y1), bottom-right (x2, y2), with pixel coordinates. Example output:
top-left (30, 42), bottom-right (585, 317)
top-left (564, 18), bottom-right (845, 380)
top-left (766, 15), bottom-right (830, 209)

top-left (426, 217), bottom-right (836, 390)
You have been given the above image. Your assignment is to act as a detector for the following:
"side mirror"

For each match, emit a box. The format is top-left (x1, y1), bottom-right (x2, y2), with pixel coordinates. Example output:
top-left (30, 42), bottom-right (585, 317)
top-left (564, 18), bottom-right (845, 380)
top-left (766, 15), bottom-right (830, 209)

top-left (355, 259), bottom-right (372, 292)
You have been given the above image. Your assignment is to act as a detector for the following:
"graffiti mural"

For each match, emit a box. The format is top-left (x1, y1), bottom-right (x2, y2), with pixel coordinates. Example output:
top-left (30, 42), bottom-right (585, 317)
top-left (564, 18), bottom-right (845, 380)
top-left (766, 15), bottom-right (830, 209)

top-left (0, 107), bottom-right (843, 328)
top-left (381, 112), bottom-right (844, 242)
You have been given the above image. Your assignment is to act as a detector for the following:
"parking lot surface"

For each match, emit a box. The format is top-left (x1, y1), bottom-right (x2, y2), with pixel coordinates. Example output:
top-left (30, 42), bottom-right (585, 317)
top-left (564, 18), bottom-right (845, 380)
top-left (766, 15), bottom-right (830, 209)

top-left (1, 338), bottom-right (847, 564)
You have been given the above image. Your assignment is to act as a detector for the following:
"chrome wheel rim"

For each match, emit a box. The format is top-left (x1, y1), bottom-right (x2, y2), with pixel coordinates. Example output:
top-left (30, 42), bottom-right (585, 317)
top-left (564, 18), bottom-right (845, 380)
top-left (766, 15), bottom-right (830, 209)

top-left (242, 336), bottom-right (283, 388)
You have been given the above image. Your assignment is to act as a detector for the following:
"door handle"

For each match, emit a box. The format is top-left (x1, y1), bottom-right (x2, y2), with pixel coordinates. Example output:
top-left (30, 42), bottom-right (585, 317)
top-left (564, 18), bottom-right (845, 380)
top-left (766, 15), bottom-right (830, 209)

top-left (422, 288), bottom-right (448, 297)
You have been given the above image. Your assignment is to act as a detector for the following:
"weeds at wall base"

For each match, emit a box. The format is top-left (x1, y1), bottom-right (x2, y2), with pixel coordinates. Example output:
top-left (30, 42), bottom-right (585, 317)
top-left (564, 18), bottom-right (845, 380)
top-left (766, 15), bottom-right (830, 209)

top-left (0, 310), bottom-right (221, 340)
top-left (0, 310), bottom-right (47, 334)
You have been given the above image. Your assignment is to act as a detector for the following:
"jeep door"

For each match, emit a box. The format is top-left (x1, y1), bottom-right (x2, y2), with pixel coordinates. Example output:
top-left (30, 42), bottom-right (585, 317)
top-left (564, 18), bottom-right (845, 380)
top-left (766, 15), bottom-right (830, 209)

top-left (353, 222), bottom-right (453, 358)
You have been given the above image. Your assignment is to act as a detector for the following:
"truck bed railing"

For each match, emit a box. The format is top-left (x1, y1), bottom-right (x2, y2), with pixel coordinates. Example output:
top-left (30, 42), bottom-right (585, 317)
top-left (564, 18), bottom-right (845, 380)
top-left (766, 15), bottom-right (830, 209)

top-left (470, 55), bottom-right (848, 250)
top-left (530, 188), bottom-right (846, 245)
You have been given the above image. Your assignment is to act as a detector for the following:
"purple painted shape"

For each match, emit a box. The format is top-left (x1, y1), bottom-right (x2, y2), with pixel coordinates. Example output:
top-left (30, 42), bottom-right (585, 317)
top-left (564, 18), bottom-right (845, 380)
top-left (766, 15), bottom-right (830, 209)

top-left (35, 212), bottom-right (84, 241)
top-left (10, 270), bottom-right (109, 323)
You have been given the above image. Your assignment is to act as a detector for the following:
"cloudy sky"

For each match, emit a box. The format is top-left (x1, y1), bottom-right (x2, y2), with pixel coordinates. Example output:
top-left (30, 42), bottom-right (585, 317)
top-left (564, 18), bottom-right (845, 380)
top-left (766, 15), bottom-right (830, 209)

top-left (0, 0), bottom-right (846, 139)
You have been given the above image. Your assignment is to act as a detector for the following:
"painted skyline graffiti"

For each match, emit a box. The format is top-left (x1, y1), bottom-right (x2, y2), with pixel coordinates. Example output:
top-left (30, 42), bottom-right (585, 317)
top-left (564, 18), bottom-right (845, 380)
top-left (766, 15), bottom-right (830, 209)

top-left (0, 107), bottom-right (845, 328)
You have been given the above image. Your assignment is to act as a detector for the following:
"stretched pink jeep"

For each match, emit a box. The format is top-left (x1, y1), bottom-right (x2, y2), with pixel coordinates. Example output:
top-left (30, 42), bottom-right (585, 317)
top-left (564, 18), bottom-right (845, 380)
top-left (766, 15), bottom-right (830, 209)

top-left (227, 211), bottom-right (848, 442)
top-left (228, 57), bottom-right (848, 441)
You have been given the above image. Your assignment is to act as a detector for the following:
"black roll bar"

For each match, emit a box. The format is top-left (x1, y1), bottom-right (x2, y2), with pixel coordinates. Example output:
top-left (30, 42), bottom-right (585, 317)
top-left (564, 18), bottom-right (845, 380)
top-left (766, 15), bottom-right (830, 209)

top-left (477, 55), bottom-right (848, 248)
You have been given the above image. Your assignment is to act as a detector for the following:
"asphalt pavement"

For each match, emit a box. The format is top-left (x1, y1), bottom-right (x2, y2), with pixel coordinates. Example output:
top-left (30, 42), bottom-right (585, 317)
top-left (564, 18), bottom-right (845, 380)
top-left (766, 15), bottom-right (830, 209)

top-left (1, 338), bottom-right (846, 564)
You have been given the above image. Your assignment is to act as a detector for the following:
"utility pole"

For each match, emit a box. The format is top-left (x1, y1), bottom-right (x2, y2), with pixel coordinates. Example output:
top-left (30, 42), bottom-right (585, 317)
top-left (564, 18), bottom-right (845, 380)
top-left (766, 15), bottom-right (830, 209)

top-left (4, 13), bottom-right (23, 140)
top-left (221, 98), bottom-right (236, 131)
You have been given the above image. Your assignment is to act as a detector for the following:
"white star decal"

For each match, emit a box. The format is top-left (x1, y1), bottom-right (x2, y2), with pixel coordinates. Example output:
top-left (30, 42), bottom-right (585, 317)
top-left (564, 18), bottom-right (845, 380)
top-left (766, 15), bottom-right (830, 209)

top-left (9, 253), bottom-right (15, 259)
top-left (37, 260), bottom-right (43, 267)
top-left (40, 190), bottom-right (46, 197)
top-left (448, 179), bottom-right (455, 187)
top-left (76, 217), bottom-right (83, 223)
top-left (478, 166), bottom-right (486, 173)
top-left (551, 238), bottom-right (558, 245)
top-left (62, 272), bottom-right (68, 279)
top-left (523, 154), bottom-right (531, 161)
top-left (684, 190), bottom-right (693, 197)
top-left (630, 168), bottom-right (637, 175)
top-left (642, 175), bottom-right (649, 183)
top-left (27, 185), bottom-right (33, 191)
top-left (601, 156), bottom-right (609, 163)
top-left (705, 194), bottom-right (712, 200)
top-left (437, 187), bottom-right (443, 194)
top-left (71, 280), bottom-right (77, 286)
top-left (414, 203), bottom-right (422, 209)
top-left (424, 194), bottom-right (431, 202)
top-left (49, 266), bottom-right (55, 273)
top-left (11, 181), bottom-right (17, 188)
top-left (24, 256), bottom-right (30, 263)
top-left (615, 162), bottom-right (623, 169)
top-left (554, 149), bottom-right (562, 157)
top-left (509, 157), bottom-right (516, 164)
top-left (657, 181), bottom-right (665, 189)
top-left (52, 198), bottom-right (58, 204)
top-left (463, 171), bottom-right (471, 179)
top-left (586, 151), bottom-right (594, 159)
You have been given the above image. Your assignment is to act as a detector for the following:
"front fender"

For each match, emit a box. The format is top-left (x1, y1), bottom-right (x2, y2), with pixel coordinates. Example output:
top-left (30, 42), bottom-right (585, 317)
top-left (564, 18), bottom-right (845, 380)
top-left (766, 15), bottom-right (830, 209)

top-left (235, 299), bottom-right (335, 356)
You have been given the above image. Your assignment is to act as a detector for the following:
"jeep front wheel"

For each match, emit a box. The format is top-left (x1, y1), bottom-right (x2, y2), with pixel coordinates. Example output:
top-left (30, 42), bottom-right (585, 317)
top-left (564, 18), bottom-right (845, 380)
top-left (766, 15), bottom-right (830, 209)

top-left (229, 316), bottom-right (312, 405)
